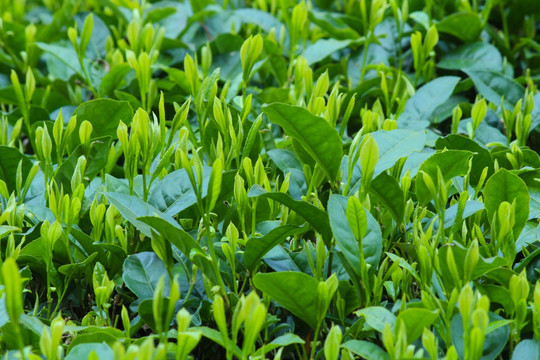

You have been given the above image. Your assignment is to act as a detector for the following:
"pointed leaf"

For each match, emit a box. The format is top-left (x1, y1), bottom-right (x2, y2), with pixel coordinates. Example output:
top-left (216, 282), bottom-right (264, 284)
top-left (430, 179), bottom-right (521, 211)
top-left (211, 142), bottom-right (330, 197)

top-left (248, 185), bottom-right (332, 243)
top-left (263, 103), bottom-right (343, 181)
top-left (244, 224), bottom-right (305, 272)
top-left (253, 272), bottom-right (319, 329)
top-left (484, 169), bottom-right (530, 237)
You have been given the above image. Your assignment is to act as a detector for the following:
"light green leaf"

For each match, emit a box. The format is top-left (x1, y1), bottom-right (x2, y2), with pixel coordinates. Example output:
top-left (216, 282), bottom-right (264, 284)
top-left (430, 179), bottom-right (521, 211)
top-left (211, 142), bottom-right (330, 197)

top-left (355, 307), bottom-right (396, 333)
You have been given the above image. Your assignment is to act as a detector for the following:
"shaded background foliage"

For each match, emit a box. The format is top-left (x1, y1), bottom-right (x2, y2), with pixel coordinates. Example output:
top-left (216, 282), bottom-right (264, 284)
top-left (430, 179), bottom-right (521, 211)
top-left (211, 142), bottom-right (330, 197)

top-left (1, 0), bottom-right (540, 359)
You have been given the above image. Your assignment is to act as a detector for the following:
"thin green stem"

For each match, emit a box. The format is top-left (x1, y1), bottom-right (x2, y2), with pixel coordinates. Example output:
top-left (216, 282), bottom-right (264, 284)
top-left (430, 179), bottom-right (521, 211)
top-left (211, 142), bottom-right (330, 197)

top-left (359, 31), bottom-right (371, 83)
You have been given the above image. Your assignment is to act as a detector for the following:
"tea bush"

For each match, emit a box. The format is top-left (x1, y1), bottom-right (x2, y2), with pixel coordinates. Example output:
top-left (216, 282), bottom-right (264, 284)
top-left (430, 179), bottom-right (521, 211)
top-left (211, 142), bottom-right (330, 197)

top-left (1, 0), bottom-right (540, 359)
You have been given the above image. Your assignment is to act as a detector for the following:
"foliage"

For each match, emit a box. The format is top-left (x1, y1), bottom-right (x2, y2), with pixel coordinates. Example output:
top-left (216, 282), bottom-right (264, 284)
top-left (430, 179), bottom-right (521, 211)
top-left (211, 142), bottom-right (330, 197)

top-left (1, 0), bottom-right (540, 359)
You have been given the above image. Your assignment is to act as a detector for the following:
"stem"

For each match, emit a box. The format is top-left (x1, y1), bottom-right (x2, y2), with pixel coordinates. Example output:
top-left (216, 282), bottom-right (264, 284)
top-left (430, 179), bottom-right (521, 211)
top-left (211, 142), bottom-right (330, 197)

top-left (46, 261), bottom-right (52, 319)
top-left (51, 282), bottom-right (72, 320)
top-left (326, 251), bottom-right (334, 279)
top-left (242, 80), bottom-right (247, 101)
top-left (183, 267), bottom-right (197, 307)
top-left (197, 193), bottom-right (227, 298)
top-left (309, 322), bottom-right (322, 360)
top-left (79, 56), bottom-right (98, 99)
top-left (251, 198), bottom-right (258, 235)
top-left (13, 322), bottom-right (24, 357)
top-left (142, 171), bottom-right (148, 202)
top-left (500, 4), bottom-right (510, 49)
top-left (359, 31), bottom-right (371, 83)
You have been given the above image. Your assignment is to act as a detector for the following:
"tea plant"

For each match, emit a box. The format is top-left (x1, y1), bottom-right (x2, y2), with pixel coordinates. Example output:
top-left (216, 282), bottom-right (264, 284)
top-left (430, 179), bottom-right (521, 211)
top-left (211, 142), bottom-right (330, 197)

top-left (1, 0), bottom-right (540, 359)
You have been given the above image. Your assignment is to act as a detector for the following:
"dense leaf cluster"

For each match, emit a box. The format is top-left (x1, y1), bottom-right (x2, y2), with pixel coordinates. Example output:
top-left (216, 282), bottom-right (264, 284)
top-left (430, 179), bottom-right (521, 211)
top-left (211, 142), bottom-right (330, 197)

top-left (1, 0), bottom-right (540, 359)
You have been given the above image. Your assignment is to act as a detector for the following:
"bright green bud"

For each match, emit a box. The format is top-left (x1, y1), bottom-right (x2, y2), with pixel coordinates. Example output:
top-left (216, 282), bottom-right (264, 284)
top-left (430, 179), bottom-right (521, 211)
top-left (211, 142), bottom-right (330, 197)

top-left (240, 34), bottom-right (263, 82)
top-left (67, 26), bottom-right (79, 54)
top-left (25, 68), bottom-right (35, 104)
top-left (234, 174), bottom-right (247, 215)
top-left (47, 221), bottom-right (63, 250)
top-left (212, 295), bottom-right (228, 338)
top-left (1, 258), bottom-right (23, 323)
top-left (79, 120), bottom-right (93, 149)
top-left (121, 305), bottom-right (131, 337)
top-left (207, 156), bottom-right (224, 212)
top-left (423, 24), bottom-right (439, 57)
top-left (464, 240), bottom-right (479, 282)
top-left (177, 308), bottom-right (192, 333)
top-left (152, 276), bottom-right (165, 333)
top-left (184, 53), bottom-right (199, 96)
top-left (471, 97), bottom-right (487, 133)
top-left (80, 13), bottom-right (94, 56)
top-left (346, 196), bottom-right (367, 240)
top-left (93, 262), bottom-right (114, 309)
top-left (359, 135), bottom-right (379, 190)
top-left (324, 325), bottom-right (343, 360)
top-left (510, 270), bottom-right (530, 308)
top-left (451, 105), bottom-right (462, 134)
top-left (458, 283), bottom-right (473, 325)
top-left (201, 42), bottom-right (212, 76)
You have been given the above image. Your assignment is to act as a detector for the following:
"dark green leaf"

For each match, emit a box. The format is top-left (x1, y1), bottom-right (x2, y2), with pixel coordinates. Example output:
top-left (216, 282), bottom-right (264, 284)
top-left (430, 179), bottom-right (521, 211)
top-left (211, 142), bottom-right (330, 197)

top-left (304, 39), bottom-right (351, 65)
top-left (263, 103), bottom-right (343, 181)
top-left (398, 76), bottom-right (460, 129)
top-left (103, 192), bottom-right (176, 238)
top-left (328, 194), bottom-right (383, 274)
top-left (437, 43), bottom-right (503, 71)
top-left (70, 98), bottom-right (133, 146)
top-left (464, 69), bottom-right (525, 109)
top-left (395, 308), bottom-right (439, 343)
top-left (341, 340), bottom-right (389, 360)
top-left (0, 146), bottom-right (33, 193)
top-left (248, 185), bottom-right (332, 243)
top-left (512, 340), bottom-right (540, 360)
top-left (436, 134), bottom-right (493, 185)
top-left (370, 173), bottom-right (404, 224)
top-left (147, 169), bottom-right (200, 216)
top-left (415, 150), bottom-right (473, 205)
top-left (484, 169), bottom-right (530, 237)
top-left (100, 64), bottom-right (132, 96)
top-left (437, 12), bottom-right (482, 42)
top-left (137, 216), bottom-right (218, 285)
top-left (66, 343), bottom-right (114, 360)
top-left (372, 130), bottom-right (427, 177)
top-left (122, 252), bottom-right (169, 300)
top-left (244, 223), bottom-right (305, 272)
top-left (253, 272), bottom-right (319, 329)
